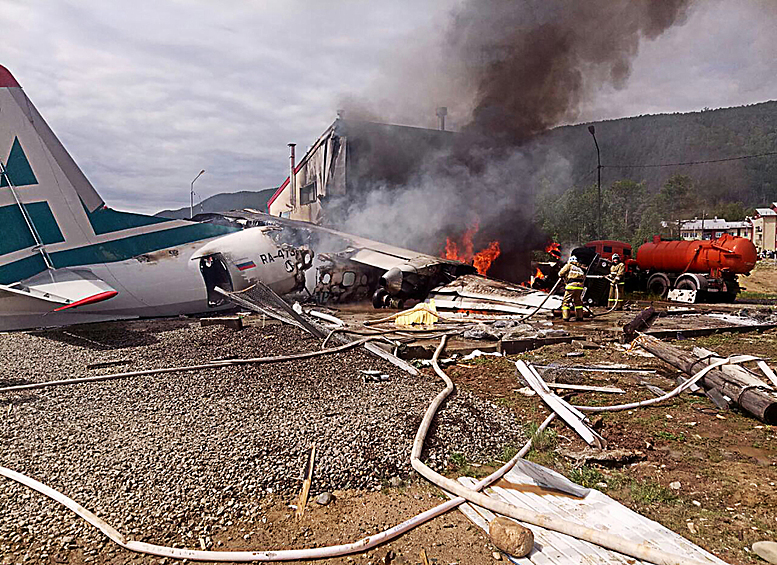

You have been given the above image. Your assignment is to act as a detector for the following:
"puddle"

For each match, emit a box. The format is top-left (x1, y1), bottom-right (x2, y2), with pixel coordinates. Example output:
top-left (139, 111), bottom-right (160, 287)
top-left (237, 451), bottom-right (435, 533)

top-left (735, 445), bottom-right (774, 466)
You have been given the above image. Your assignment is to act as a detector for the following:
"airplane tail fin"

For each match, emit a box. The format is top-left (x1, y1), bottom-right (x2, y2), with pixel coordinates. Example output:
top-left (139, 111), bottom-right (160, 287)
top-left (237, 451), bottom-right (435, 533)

top-left (0, 64), bottom-right (191, 286)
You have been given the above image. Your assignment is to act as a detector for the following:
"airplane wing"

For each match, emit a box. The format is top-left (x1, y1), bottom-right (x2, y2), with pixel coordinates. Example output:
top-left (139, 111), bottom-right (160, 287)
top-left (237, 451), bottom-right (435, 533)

top-left (198, 211), bottom-right (561, 315)
top-left (0, 268), bottom-right (118, 312)
top-left (226, 209), bottom-right (466, 271)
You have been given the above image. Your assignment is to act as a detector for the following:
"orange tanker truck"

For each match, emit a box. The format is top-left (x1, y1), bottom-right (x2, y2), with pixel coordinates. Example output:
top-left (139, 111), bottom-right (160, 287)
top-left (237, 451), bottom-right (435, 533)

top-left (585, 234), bottom-right (757, 301)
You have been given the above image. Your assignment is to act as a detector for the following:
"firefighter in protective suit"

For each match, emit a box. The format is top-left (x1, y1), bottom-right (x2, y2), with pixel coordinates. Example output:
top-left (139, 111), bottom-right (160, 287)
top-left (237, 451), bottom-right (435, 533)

top-left (607, 253), bottom-right (626, 310)
top-left (558, 255), bottom-right (586, 321)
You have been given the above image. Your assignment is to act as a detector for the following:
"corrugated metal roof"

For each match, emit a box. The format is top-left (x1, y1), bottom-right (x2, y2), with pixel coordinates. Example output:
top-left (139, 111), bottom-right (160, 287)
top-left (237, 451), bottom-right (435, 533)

top-left (458, 459), bottom-right (725, 565)
top-left (680, 219), bottom-right (750, 230)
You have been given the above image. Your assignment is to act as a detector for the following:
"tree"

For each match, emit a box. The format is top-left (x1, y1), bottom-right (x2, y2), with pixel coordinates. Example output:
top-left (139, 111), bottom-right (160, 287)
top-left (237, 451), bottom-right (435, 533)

top-left (655, 175), bottom-right (698, 239)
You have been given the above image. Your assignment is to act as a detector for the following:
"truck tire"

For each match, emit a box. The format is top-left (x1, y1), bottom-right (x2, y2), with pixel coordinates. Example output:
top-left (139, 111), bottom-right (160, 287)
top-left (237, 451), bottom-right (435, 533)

top-left (675, 277), bottom-right (698, 292)
top-left (647, 273), bottom-right (670, 298)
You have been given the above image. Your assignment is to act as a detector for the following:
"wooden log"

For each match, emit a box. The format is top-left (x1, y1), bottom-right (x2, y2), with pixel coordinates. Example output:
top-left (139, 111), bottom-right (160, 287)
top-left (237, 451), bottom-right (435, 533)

top-left (638, 335), bottom-right (777, 424)
top-left (622, 307), bottom-right (659, 341)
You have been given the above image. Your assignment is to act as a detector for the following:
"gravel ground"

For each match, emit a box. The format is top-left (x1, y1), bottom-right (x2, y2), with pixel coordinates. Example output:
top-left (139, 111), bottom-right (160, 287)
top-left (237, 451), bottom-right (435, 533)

top-left (0, 318), bottom-right (523, 560)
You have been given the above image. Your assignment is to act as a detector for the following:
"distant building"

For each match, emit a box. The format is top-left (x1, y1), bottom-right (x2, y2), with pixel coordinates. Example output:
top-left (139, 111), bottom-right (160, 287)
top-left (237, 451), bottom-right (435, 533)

top-left (752, 203), bottom-right (777, 252)
top-left (267, 117), bottom-right (454, 222)
top-left (678, 217), bottom-right (752, 241)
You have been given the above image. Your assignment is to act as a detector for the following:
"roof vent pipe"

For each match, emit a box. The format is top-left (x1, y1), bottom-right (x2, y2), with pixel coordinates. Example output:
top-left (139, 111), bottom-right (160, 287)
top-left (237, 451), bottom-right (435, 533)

top-left (436, 107), bottom-right (447, 131)
top-left (288, 143), bottom-right (296, 208)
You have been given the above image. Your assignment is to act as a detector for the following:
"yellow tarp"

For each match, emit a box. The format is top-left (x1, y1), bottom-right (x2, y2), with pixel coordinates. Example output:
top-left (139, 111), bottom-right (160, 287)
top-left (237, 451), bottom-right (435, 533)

top-left (395, 300), bottom-right (439, 327)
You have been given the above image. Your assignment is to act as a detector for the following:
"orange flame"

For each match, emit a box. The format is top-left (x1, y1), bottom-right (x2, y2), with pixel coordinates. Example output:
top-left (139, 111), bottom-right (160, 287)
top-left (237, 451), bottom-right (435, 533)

top-left (473, 241), bottom-right (501, 275)
top-left (545, 241), bottom-right (561, 258)
top-left (533, 266), bottom-right (545, 280)
top-left (442, 220), bottom-right (501, 276)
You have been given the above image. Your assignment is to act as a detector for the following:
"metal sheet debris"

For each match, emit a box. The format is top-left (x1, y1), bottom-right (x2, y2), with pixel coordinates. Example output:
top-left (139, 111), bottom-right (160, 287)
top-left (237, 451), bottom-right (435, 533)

top-left (457, 459), bottom-right (726, 565)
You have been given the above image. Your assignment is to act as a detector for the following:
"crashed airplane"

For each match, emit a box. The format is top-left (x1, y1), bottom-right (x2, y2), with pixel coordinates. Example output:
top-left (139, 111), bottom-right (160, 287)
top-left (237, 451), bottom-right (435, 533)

top-left (0, 64), bottom-right (559, 331)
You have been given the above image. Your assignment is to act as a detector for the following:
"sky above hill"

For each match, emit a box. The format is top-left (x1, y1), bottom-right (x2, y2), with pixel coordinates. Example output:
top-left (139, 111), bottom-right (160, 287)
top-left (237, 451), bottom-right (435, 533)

top-left (1, 0), bottom-right (775, 213)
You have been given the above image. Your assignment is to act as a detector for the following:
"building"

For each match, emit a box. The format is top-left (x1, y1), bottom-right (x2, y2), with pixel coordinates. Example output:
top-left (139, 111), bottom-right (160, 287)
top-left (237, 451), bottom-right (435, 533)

top-left (267, 117), bottom-right (453, 222)
top-left (752, 204), bottom-right (777, 252)
top-left (678, 217), bottom-right (753, 241)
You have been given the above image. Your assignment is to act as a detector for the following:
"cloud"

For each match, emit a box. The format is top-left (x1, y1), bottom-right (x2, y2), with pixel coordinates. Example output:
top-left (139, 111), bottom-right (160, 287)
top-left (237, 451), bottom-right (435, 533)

top-left (1, 0), bottom-right (775, 213)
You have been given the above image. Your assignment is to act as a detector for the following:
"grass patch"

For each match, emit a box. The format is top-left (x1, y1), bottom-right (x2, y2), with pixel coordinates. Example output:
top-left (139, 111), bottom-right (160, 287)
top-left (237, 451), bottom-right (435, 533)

top-left (524, 422), bottom-right (558, 452)
top-left (494, 397), bottom-right (515, 409)
top-left (568, 466), bottom-right (605, 489)
top-left (655, 430), bottom-right (686, 442)
top-left (449, 452), bottom-right (467, 471)
top-left (629, 480), bottom-right (677, 504)
top-left (502, 444), bottom-right (520, 462)
top-left (739, 291), bottom-right (777, 300)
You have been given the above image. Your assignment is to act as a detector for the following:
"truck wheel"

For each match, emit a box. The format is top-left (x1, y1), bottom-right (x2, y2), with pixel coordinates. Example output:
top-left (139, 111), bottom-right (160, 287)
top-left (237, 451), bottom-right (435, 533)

top-left (647, 273), bottom-right (670, 298)
top-left (675, 278), bottom-right (698, 292)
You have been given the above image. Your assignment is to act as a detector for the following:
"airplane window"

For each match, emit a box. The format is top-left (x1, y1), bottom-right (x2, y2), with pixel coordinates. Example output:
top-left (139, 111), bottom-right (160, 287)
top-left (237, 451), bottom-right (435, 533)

top-left (342, 272), bottom-right (356, 287)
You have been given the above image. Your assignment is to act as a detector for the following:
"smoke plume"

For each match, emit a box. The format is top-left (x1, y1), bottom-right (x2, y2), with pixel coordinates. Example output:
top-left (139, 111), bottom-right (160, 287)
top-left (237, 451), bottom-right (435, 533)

top-left (338, 0), bottom-right (697, 282)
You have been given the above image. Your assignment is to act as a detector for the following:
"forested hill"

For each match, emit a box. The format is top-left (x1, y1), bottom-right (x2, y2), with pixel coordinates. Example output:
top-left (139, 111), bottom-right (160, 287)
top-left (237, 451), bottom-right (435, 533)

top-left (535, 100), bottom-right (777, 205)
top-left (532, 101), bottom-right (777, 247)
top-left (155, 188), bottom-right (277, 219)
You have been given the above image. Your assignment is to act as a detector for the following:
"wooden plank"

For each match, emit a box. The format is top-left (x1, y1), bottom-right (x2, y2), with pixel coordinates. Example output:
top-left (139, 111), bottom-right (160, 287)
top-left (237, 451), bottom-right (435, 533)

top-left (295, 444), bottom-right (316, 521)
top-left (498, 336), bottom-right (575, 355)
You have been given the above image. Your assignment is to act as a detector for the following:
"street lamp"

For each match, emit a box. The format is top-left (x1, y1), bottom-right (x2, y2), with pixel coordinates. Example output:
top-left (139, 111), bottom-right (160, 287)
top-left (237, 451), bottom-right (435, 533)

top-left (190, 169), bottom-right (205, 219)
top-left (587, 125), bottom-right (602, 240)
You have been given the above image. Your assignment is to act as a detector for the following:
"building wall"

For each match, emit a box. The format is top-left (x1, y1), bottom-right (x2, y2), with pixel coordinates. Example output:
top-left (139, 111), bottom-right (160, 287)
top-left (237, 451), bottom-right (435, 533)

top-left (753, 216), bottom-right (777, 251)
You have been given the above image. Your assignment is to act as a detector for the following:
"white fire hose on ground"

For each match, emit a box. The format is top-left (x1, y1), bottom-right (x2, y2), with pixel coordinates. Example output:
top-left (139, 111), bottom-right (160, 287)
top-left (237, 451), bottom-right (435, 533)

top-left (411, 336), bottom-right (715, 565)
top-left (0, 333), bottom-right (723, 563)
top-left (0, 347), bottom-right (554, 561)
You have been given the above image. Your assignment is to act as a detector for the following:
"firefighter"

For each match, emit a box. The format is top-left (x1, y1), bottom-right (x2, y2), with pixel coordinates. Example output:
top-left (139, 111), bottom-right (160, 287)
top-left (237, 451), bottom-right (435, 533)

top-left (558, 255), bottom-right (586, 321)
top-left (607, 253), bottom-right (626, 310)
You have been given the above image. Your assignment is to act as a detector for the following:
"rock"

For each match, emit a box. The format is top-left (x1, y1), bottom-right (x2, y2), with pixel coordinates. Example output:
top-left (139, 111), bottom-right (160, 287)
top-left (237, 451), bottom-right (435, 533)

top-left (669, 481), bottom-right (681, 490)
top-left (463, 325), bottom-right (500, 341)
top-left (388, 476), bottom-right (402, 488)
top-left (492, 552), bottom-right (502, 560)
top-left (315, 492), bottom-right (333, 505)
top-left (489, 516), bottom-right (534, 558)
top-left (753, 541), bottom-right (777, 565)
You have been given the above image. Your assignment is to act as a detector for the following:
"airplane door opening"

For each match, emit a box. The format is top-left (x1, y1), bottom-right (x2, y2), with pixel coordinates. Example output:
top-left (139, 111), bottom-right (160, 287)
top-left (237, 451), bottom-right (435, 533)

top-left (199, 254), bottom-right (233, 307)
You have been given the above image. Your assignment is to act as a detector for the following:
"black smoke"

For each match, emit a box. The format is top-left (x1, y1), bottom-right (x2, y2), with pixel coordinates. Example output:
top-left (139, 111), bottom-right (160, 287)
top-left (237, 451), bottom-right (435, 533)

top-left (339, 0), bottom-right (697, 283)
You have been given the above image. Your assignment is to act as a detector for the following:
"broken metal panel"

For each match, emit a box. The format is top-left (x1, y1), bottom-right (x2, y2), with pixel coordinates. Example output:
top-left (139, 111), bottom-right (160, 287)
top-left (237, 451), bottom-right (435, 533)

top-left (515, 361), bottom-right (605, 447)
top-left (313, 254), bottom-right (379, 305)
top-left (458, 459), bottom-right (725, 565)
top-left (668, 288), bottom-right (698, 303)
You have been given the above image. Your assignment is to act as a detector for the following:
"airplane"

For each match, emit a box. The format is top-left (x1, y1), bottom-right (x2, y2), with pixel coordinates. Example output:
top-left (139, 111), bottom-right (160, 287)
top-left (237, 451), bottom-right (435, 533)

top-left (0, 64), bottom-right (560, 332)
top-left (0, 64), bottom-right (313, 331)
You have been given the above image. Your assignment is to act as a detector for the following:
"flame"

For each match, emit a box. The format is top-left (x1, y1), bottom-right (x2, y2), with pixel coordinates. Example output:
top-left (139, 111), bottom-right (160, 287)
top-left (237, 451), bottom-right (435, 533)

top-left (545, 241), bottom-right (561, 259)
top-left (442, 220), bottom-right (501, 276)
top-left (533, 267), bottom-right (545, 280)
top-left (473, 241), bottom-right (501, 275)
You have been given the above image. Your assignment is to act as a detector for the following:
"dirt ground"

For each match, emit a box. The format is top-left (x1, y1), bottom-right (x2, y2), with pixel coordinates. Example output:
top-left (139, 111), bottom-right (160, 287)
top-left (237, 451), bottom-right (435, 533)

top-left (740, 259), bottom-right (777, 296)
top-left (448, 327), bottom-right (777, 565)
top-left (3, 300), bottom-right (777, 565)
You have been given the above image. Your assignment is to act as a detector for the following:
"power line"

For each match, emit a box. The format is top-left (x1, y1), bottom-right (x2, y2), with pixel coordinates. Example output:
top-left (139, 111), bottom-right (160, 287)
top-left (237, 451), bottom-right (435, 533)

top-left (602, 150), bottom-right (777, 169)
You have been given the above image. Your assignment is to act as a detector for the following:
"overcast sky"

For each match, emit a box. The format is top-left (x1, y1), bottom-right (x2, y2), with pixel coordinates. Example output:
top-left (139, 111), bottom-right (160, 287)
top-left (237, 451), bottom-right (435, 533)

top-left (1, 0), bottom-right (775, 213)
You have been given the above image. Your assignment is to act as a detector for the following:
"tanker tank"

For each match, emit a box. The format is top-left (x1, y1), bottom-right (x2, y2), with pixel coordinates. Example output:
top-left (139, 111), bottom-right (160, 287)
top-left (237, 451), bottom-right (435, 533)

top-left (637, 234), bottom-right (757, 275)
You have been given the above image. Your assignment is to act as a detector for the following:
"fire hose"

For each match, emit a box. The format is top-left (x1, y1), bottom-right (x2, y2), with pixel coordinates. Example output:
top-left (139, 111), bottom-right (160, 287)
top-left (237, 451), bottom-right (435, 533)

top-left (0, 333), bottom-right (718, 563)
top-left (411, 336), bottom-right (714, 565)
top-left (0, 366), bottom-right (555, 562)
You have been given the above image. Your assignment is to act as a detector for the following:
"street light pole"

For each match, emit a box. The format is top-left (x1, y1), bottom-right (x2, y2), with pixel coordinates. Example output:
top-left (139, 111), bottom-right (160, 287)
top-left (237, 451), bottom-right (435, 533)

top-left (588, 125), bottom-right (602, 239)
top-left (190, 169), bottom-right (205, 219)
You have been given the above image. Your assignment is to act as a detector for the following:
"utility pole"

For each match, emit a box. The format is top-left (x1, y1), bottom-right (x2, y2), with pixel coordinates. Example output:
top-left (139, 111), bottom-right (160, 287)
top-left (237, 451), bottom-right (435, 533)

top-left (588, 125), bottom-right (602, 239)
top-left (190, 169), bottom-right (205, 219)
